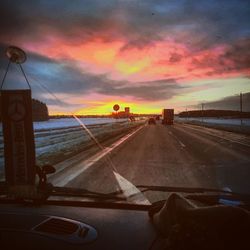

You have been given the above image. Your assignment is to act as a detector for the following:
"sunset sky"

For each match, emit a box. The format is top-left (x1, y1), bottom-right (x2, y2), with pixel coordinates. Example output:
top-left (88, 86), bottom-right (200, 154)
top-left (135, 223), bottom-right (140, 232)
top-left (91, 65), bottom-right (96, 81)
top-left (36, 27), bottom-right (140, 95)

top-left (0, 0), bottom-right (250, 114)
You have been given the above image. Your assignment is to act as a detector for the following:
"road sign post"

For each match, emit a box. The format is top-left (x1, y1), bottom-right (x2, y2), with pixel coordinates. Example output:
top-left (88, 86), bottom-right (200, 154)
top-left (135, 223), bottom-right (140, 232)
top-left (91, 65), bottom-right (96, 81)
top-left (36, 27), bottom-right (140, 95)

top-left (113, 104), bottom-right (120, 119)
top-left (201, 103), bottom-right (204, 125)
top-left (240, 92), bottom-right (243, 127)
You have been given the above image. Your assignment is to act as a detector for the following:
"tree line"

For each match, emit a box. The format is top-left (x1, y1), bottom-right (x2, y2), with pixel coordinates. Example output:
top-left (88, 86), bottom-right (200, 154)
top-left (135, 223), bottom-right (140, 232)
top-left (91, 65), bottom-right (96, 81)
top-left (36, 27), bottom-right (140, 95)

top-left (178, 109), bottom-right (250, 118)
top-left (0, 97), bottom-right (49, 121)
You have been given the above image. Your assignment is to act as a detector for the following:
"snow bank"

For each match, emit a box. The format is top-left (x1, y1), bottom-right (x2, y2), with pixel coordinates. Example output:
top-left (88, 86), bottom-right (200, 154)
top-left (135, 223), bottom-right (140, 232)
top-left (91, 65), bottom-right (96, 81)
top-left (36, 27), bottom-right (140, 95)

top-left (0, 118), bottom-right (145, 178)
top-left (176, 117), bottom-right (250, 134)
top-left (0, 117), bottom-right (129, 133)
top-left (176, 117), bottom-right (250, 126)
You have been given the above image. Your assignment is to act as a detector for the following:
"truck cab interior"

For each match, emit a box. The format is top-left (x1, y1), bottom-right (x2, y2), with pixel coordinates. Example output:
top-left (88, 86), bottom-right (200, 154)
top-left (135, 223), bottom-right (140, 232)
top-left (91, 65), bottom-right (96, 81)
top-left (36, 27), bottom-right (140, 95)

top-left (1, 1), bottom-right (250, 249)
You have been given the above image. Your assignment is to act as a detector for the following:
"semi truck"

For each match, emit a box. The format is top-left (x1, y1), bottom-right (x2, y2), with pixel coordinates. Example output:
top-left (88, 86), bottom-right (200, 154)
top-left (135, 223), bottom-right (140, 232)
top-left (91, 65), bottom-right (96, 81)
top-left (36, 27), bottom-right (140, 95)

top-left (162, 109), bottom-right (174, 125)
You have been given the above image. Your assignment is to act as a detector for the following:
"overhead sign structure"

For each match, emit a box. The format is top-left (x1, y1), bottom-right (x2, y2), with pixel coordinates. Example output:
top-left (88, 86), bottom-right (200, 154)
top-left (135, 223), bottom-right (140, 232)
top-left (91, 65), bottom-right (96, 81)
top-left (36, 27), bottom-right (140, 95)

top-left (113, 104), bottom-right (120, 112)
top-left (1, 46), bottom-right (36, 186)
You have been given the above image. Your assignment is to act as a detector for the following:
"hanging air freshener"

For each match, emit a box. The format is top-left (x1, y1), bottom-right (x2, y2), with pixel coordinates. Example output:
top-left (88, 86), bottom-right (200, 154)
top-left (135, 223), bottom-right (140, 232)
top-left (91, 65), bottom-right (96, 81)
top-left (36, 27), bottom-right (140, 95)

top-left (0, 46), bottom-right (36, 186)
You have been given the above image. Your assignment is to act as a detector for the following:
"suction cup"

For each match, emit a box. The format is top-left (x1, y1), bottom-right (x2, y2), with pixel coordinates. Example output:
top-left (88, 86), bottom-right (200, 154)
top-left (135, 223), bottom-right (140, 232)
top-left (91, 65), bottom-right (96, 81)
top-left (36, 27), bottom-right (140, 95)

top-left (5, 46), bottom-right (27, 64)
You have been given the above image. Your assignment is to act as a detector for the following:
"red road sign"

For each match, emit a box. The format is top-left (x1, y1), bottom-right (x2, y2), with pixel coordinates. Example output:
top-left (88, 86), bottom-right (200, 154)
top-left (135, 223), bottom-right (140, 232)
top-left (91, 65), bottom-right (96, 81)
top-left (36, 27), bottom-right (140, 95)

top-left (113, 104), bottom-right (120, 111)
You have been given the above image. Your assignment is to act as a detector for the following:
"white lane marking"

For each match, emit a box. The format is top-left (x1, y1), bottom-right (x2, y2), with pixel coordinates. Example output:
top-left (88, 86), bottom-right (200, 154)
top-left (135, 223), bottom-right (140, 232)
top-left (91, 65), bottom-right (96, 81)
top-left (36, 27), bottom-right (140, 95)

top-left (168, 130), bottom-right (186, 148)
top-left (53, 150), bottom-right (111, 186)
top-left (180, 124), bottom-right (250, 148)
top-left (52, 125), bottom-right (145, 187)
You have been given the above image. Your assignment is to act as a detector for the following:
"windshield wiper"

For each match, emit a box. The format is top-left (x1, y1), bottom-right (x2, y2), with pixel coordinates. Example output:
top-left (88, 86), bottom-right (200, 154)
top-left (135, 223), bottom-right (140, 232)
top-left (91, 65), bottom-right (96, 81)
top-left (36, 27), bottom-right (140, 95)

top-left (135, 185), bottom-right (240, 195)
top-left (0, 182), bottom-right (126, 202)
top-left (111, 184), bottom-right (250, 202)
top-left (51, 186), bottom-right (126, 201)
top-left (135, 185), bottom-right (250, 208)
top-left (108, 184), bottom-right (247, 200)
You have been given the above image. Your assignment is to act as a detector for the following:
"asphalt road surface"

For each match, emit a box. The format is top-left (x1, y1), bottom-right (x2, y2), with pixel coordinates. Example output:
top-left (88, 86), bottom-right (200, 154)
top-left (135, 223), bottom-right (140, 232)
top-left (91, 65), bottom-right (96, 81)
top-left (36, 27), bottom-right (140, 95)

top-left (51, 121), bottom-right (250, 202)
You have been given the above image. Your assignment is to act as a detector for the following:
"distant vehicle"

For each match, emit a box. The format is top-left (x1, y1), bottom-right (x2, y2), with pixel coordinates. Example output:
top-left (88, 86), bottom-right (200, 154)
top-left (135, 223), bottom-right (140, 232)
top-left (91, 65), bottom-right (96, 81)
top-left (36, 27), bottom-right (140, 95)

top-left (162, 109), bottom-right (174, 125)
top-left (155, 115), bottom-right (160, 120)
top-left (148, 117), bottom-right (156, 125)
top-left (128, 116), bottom-right (136, 122)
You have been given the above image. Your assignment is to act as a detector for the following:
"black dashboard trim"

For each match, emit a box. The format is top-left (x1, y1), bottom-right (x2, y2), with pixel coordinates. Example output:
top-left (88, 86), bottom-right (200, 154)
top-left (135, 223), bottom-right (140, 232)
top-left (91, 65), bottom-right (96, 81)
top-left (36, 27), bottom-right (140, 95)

top-left (0, 198), bottom-right (151, 211)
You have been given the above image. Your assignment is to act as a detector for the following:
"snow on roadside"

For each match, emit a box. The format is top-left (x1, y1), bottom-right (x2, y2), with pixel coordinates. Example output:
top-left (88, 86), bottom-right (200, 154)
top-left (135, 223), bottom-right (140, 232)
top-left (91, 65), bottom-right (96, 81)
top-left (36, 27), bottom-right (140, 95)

top-left (176, 117), bottom-right (250, 126)
top-left (0, 117), bottom-right (129, 133)
top-left (0, 118), bottom-right (145, 178)
top-left (175, 117), bottom-right (250, 134)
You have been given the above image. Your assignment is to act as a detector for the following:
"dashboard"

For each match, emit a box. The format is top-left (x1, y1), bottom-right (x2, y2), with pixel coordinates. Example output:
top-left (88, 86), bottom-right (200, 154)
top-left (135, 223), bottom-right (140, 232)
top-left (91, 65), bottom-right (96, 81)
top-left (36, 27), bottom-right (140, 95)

top-left (0, 202), bottom-right (156, 250)
top-left (0, 193), bottom-right (249, 250)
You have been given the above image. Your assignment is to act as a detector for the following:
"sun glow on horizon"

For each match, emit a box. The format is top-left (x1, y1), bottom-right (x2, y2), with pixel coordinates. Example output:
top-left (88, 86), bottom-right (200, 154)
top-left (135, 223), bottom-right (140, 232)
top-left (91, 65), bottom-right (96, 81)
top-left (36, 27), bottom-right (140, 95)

top-left (72, 100), bottom-right (161, 115)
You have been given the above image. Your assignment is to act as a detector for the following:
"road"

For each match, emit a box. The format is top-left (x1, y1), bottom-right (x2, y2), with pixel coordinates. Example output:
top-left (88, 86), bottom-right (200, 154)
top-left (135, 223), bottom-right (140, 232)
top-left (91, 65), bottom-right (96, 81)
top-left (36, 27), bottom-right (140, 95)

top-left (50, 121), bottom-right (250, 202)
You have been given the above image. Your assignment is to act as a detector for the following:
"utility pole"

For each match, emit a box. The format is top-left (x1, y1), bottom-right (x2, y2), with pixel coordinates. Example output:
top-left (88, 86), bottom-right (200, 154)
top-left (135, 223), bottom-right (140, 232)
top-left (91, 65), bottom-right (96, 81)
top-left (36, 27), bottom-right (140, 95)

top-left (201, 103), bottom-right (204, 124)
top-left (240, 92), bottom-right (243, 126)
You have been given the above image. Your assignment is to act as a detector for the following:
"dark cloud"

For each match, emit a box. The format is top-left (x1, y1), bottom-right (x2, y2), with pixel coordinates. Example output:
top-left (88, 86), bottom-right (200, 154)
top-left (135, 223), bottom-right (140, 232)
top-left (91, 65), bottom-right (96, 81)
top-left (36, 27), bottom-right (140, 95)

top-left (156, 52), bottom-right (184, 66)
top-left (0, 1), bottom-right (119, 45)
top-left (190, 38), bottom-right (250, 76)
top-left (0, 42), bottom-right (57, 69)
top-left (0, 44), bottom-right (183, 102)
top-left (36, 96), bottom-right (84, 109)
top-left (118, 0), bottom-right (250, 51)
top-left (169, 53), bottom-right (183, 63)
top-left (119, 36), bottom-right (159, 52)
top-left (0, 0), bottom-right (249, 51)
top-left (30, 66), bottom-right (183, 102)
top-left (223, 38), bottom-right (250, 71)
top-left (96, 78), bottom-right (184, 101)
top-left (204, 92), bottom-right (250, 111)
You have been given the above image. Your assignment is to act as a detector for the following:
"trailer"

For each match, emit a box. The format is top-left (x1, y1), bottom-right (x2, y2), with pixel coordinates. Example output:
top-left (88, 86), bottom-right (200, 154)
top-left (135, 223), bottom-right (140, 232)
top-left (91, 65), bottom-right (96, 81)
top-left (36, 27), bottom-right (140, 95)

top-left (162, 109), bottom-right (174, 125)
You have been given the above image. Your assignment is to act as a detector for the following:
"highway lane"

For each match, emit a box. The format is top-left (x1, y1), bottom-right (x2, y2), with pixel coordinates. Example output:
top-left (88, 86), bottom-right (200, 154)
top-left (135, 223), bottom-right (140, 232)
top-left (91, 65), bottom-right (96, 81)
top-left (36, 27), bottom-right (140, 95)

top-left (57, 121), bottom-right (250, 201)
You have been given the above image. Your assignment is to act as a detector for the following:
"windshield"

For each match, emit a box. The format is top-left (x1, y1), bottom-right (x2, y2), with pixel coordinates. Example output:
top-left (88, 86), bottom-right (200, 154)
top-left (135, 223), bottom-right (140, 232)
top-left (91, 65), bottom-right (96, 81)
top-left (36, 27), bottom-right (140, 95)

top-left (0, 0), bottom-right (250, 205)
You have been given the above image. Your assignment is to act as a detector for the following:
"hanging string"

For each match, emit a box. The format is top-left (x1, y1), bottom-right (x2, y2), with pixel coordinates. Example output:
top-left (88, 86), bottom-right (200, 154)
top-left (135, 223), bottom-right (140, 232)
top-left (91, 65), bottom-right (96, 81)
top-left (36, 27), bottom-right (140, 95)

top-left (0, 60), bottom-right (11, 90)
top-left (27, 74), bottom-right (67, 106)
top-left (19, 64), bottom-right (31, 89)
top-left (0, 61), bottom-right (32, 90)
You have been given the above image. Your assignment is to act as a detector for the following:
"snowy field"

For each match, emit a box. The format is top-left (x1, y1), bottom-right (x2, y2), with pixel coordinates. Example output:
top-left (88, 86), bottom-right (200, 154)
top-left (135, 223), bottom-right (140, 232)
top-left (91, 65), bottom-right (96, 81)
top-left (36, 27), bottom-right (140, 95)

top-left (0, 117), bottom-right (145, 178)
top-left (33, 117), bottom-right (130, 131)
top-left (176, 117), bottom-right (250, 126)
top-left (175, 117), bottom-right (250, 135)
top-left (0, 117), bottom-right (130, 133)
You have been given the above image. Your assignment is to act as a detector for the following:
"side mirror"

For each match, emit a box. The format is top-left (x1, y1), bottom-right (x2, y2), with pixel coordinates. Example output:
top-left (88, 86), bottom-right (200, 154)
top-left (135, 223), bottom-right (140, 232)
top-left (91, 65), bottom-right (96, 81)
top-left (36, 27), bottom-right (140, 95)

top-left (42, 165), bottom-right (56, 175)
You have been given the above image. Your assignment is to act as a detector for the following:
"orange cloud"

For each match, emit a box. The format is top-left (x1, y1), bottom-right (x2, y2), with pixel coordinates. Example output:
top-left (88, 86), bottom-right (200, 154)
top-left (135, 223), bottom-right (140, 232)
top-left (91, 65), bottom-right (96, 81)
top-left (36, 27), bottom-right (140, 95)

top-left (22, 34), bottom-right (250, 84)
